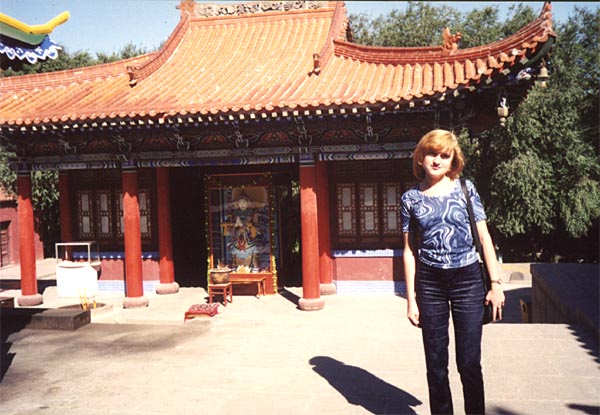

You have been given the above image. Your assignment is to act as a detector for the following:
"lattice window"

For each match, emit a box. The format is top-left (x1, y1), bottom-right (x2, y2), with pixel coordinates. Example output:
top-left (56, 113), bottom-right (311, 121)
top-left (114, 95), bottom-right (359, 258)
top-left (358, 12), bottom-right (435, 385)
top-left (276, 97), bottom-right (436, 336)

top-left (76, 188), bottom-right (153, 244)
top-left (0, 222), bottom-right (9, 267)
top-left (139, 189), bottom-right (152, 240)
top-left (96, 190), bottom-right (113, 239)
top-left (359, 183), bottom-right (379, 236)
top-left (115, 190), bottom-right (124, 238)
top-left (77, 191), bottom-right (94, 239)
top-left (114, 189), bottom-right (151, 240)
top-left (330, 160), bottom-right (417, 249)
top-left (332, 179), bottom-right (416, 247)
top-left (382, 183), bottom-right (402, 236)
top-left (336, 184), bottom-right (356, 237)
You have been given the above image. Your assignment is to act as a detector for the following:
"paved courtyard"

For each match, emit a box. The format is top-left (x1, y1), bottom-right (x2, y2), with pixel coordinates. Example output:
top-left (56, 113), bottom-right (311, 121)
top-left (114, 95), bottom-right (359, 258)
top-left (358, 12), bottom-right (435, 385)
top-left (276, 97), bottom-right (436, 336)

top-left (1, 268), bottom-right (599, 415)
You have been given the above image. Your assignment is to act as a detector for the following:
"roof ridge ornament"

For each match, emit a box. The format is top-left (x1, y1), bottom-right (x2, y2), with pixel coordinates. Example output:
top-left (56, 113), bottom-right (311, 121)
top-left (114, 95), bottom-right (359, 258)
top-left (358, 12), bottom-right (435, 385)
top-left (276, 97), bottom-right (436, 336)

top-left (186, 1), bottom-right (324, 18)
top-left (442, 27), bottom-right (462, 54)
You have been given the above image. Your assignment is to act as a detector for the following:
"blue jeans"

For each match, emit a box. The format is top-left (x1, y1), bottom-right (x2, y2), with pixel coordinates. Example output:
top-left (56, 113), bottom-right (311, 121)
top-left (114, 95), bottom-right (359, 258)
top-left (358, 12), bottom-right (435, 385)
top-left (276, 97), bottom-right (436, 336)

top-left (416, 261), bottom-right (485, 415)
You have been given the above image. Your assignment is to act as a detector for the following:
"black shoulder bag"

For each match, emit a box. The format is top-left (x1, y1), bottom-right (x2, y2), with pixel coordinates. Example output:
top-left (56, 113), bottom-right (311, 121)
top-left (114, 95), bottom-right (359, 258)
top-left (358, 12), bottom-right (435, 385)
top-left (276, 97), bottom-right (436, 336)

top-left (460, 179), bottom-right (494, 324)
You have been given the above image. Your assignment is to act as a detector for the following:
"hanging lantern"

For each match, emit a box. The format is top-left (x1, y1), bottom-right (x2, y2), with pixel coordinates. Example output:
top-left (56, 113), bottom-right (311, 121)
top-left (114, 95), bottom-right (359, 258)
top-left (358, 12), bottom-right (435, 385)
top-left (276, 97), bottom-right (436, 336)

top-left (497, 94), bottom-right (509, 127)
top-left (537, 60), bottom-right (549, 88)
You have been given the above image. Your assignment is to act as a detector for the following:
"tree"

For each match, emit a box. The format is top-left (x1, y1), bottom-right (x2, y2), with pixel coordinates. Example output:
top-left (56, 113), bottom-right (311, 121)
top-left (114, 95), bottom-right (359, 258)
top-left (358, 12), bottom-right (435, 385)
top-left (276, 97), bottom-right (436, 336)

top-left (484, 7), bottom-right (600, 261)
top-left (350, 1), bottom-right (461, 47)
top-left (350, 3), bottom-right (600, 262)
top-left (349, 2), bottom-right (536, 49)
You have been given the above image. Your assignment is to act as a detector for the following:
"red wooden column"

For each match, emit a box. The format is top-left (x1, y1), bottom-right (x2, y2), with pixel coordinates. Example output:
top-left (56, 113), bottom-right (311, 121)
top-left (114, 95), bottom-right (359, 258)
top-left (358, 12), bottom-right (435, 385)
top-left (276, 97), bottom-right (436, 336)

top-left (122, 168), bottom-right (148, 308)
top-left (16, 170), bottom-right (42, 306)
top-left (315, 160), bottom-right (336, 295)
top-left (298, 158), bottom-right (324, 311)
top-left (155, 167), bottom-right (179, 294)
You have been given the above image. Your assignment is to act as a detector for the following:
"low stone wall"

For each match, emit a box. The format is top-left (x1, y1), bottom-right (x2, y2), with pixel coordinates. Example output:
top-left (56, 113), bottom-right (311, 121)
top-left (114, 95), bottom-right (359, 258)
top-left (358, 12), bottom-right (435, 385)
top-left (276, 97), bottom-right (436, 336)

top-left (531, 263), bottom-right (599, 339)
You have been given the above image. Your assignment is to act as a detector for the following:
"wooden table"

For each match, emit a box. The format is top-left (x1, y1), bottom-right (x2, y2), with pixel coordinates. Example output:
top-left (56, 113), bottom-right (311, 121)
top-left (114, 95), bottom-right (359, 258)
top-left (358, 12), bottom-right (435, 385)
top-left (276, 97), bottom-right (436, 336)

top-left (229, 273), bottom-right (267, 297)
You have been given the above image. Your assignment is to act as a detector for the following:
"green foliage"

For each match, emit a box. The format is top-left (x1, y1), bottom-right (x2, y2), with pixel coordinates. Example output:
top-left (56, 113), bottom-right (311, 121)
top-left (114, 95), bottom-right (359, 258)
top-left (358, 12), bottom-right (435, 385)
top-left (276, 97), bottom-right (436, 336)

top-left (484, 8), bottom-right (599, 259)
top-left (349, 2), bottom-right (537, 49)
top-left (351, 1), bottom-right (461, 47)
top-left (560, 178), bottom-right (600, 238)
top-left (32, 171), bottom-right (60, 257)
top-left (477, 81), bottom-right (599, 259)
top-left (0, 149), bottom-right (17, 196)
top-left (95, 43), bottom-right (150, 64)
top-left (489, 151), bottom-right (554, 236)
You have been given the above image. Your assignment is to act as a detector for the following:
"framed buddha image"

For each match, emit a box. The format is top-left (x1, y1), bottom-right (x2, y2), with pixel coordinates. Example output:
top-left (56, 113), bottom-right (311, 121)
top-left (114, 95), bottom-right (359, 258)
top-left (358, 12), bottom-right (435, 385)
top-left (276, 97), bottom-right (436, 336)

top-left (208, 185), bottom-right (271, 272)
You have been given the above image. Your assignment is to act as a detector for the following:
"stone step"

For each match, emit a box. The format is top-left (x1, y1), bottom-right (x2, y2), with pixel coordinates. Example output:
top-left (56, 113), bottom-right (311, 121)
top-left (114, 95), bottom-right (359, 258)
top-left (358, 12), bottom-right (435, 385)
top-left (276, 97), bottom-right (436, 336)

top-left (28, 308), bottom-right (90, 330)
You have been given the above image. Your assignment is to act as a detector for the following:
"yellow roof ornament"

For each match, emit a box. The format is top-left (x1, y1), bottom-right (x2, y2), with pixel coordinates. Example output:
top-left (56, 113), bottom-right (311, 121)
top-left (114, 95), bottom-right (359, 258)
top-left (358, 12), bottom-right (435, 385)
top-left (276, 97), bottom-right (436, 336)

top-left (0, 11), bottom-right (70, 45)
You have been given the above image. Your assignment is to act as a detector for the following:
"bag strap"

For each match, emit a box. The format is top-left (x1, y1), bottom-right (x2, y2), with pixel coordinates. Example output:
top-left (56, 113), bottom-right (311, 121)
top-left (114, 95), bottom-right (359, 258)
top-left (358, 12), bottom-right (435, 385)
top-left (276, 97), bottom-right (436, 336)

top-left (460, 178), bottom-right (490, 292)
top-left (460, 178), bottom-right (483, 258)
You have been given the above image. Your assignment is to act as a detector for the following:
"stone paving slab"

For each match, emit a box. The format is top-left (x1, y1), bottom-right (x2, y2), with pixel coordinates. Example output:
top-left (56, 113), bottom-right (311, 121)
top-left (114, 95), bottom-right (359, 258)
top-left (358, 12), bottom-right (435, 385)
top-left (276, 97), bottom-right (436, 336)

top-left (1, 285), bottom-right (599, 415)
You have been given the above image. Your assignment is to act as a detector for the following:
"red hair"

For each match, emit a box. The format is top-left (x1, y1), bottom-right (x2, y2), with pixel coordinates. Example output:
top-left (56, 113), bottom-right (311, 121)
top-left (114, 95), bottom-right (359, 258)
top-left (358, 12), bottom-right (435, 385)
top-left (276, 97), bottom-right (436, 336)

top-left (412, 129), bottom-right (465, 180)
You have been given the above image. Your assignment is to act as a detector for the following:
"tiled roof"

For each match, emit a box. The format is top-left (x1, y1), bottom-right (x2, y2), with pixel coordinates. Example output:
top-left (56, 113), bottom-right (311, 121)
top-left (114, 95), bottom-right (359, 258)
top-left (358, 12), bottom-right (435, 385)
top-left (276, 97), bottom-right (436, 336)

top-left (0, 1), bottom-right (555, 129)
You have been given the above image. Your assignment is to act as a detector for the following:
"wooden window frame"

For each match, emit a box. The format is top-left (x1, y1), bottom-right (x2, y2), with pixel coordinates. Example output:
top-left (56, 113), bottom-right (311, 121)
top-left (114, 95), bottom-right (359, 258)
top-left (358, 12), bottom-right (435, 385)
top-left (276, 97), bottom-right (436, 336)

top-left (330, 160), bottom-right (416, 250)
top-left (72, 170), bottom-right (156, 250)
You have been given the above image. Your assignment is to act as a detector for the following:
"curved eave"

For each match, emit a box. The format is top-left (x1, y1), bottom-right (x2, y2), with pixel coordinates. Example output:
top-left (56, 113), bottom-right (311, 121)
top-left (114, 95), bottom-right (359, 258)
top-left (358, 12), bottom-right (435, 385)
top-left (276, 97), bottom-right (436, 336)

top-left (0, 98), bottom-right (466, 134)
top-left (0, 11), bottom-right (70, 45)
top-left (329, 1), bottom-right (556, 98)
top-left (336, 2), bottom-right (555, 65)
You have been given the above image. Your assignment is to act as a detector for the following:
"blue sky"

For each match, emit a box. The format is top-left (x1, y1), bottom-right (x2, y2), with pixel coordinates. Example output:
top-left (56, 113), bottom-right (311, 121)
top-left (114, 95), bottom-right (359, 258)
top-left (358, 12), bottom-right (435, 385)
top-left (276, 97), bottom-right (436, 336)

top-left (2, 1), bottom-right (597, 56)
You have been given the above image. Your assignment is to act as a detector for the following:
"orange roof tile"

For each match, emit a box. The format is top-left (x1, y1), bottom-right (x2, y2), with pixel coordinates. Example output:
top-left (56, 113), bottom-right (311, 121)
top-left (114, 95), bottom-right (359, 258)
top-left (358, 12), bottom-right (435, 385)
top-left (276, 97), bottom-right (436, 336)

top-left (0, 1), bottom-right (555, 129)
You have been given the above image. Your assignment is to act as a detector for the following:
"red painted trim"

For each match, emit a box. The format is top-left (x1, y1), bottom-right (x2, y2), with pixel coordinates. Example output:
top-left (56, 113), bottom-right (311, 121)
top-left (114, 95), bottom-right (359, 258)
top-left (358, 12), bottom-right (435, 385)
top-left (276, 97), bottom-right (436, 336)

top-left (122, 170), bottom-right (144, 298)
top-left (156, 167), bottom-right (175, 284)
top-left (299, 164), bottom-right (320, 300)
top-left (17, 173), bottom-right (37, 295)
top-left (315, 160), bottom-right (333, 285)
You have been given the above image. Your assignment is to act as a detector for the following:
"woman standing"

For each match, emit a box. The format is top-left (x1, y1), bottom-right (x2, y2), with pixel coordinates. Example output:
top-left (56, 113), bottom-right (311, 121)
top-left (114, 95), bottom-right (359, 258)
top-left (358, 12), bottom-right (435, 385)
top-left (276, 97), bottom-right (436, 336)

top-left (401, 129), bottom-right (505, 414)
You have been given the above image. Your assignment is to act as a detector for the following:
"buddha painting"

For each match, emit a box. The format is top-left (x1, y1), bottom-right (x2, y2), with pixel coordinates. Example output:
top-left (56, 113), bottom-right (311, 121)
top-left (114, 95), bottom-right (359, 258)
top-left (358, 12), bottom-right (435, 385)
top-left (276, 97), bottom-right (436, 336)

top-left (222, 187), bottom-right (269, 270)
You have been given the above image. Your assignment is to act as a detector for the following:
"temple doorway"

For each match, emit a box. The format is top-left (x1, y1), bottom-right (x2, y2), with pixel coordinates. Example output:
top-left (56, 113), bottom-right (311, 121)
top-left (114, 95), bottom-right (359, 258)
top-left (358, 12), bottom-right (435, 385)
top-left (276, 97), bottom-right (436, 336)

top-left (171, 168), bottom-right (206, 287)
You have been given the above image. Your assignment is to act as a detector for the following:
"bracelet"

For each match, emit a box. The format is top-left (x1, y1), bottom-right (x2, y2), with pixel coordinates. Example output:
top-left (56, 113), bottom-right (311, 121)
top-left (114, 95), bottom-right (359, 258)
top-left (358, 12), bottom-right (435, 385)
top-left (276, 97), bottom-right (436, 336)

top-left (490, 278), bottom-right (502, 285)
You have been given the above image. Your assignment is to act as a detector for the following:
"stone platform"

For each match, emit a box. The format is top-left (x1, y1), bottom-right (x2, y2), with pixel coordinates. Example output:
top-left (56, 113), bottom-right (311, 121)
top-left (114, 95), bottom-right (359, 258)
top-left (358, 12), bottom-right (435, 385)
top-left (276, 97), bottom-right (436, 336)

top-left (1, 307), bottom-right (90, 331)
top-left (531, 263), bottom-right (599, 340)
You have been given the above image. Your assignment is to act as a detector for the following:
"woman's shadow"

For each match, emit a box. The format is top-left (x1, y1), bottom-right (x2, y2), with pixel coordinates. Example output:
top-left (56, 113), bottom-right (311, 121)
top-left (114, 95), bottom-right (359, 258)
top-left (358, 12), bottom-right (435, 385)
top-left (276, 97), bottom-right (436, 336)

top-left (309, 356), bottom-right (422, 414)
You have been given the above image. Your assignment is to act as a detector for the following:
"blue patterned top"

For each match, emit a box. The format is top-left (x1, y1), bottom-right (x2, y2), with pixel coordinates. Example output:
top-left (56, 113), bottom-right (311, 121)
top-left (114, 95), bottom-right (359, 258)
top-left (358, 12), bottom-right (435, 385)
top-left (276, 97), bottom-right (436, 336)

top-left (400, 179), bottom-right (487, 269)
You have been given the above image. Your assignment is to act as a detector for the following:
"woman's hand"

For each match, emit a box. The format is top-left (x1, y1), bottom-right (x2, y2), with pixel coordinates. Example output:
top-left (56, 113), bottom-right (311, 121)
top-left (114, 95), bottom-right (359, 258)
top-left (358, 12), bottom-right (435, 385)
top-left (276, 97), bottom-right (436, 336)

top-left (407, 299), bottom-right (420, 327)
top-left (485, 283), bottom-right (505, 322)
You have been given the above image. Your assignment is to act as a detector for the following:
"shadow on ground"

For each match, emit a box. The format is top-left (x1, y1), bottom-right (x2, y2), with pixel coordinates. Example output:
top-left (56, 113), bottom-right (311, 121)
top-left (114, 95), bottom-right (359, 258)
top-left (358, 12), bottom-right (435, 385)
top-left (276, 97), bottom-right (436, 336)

top-left (566, 403), bottom-right (600, 414)
top-left (498, 286), bottom-right (531, 324)
top-left (489, 403), bottom-right (600, 415)
top-left (278, 287), bottom-right (300, 307)
top-left (309, 356), bottom-right (422, 414)
top-left (568, 323), bottom-right (600, 365)
top-left (0, 308), bottom-right (46, 382)
top-left (0, 279), bottom-right (57, 382)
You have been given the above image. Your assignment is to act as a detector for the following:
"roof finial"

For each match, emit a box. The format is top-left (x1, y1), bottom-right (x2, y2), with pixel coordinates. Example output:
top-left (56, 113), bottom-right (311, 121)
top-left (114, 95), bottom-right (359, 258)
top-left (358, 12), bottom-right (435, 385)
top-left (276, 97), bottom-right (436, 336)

top-left (442, 28), bottom-right (462, 53)
top-left (178, 0), bottom-right (196, 17)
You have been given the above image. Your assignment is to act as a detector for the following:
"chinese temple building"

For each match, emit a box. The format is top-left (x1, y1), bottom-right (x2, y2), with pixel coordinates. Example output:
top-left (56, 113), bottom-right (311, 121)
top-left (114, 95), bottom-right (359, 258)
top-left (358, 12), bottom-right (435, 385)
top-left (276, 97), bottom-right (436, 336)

top-left (0, 1), bottom-right (555, 309)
